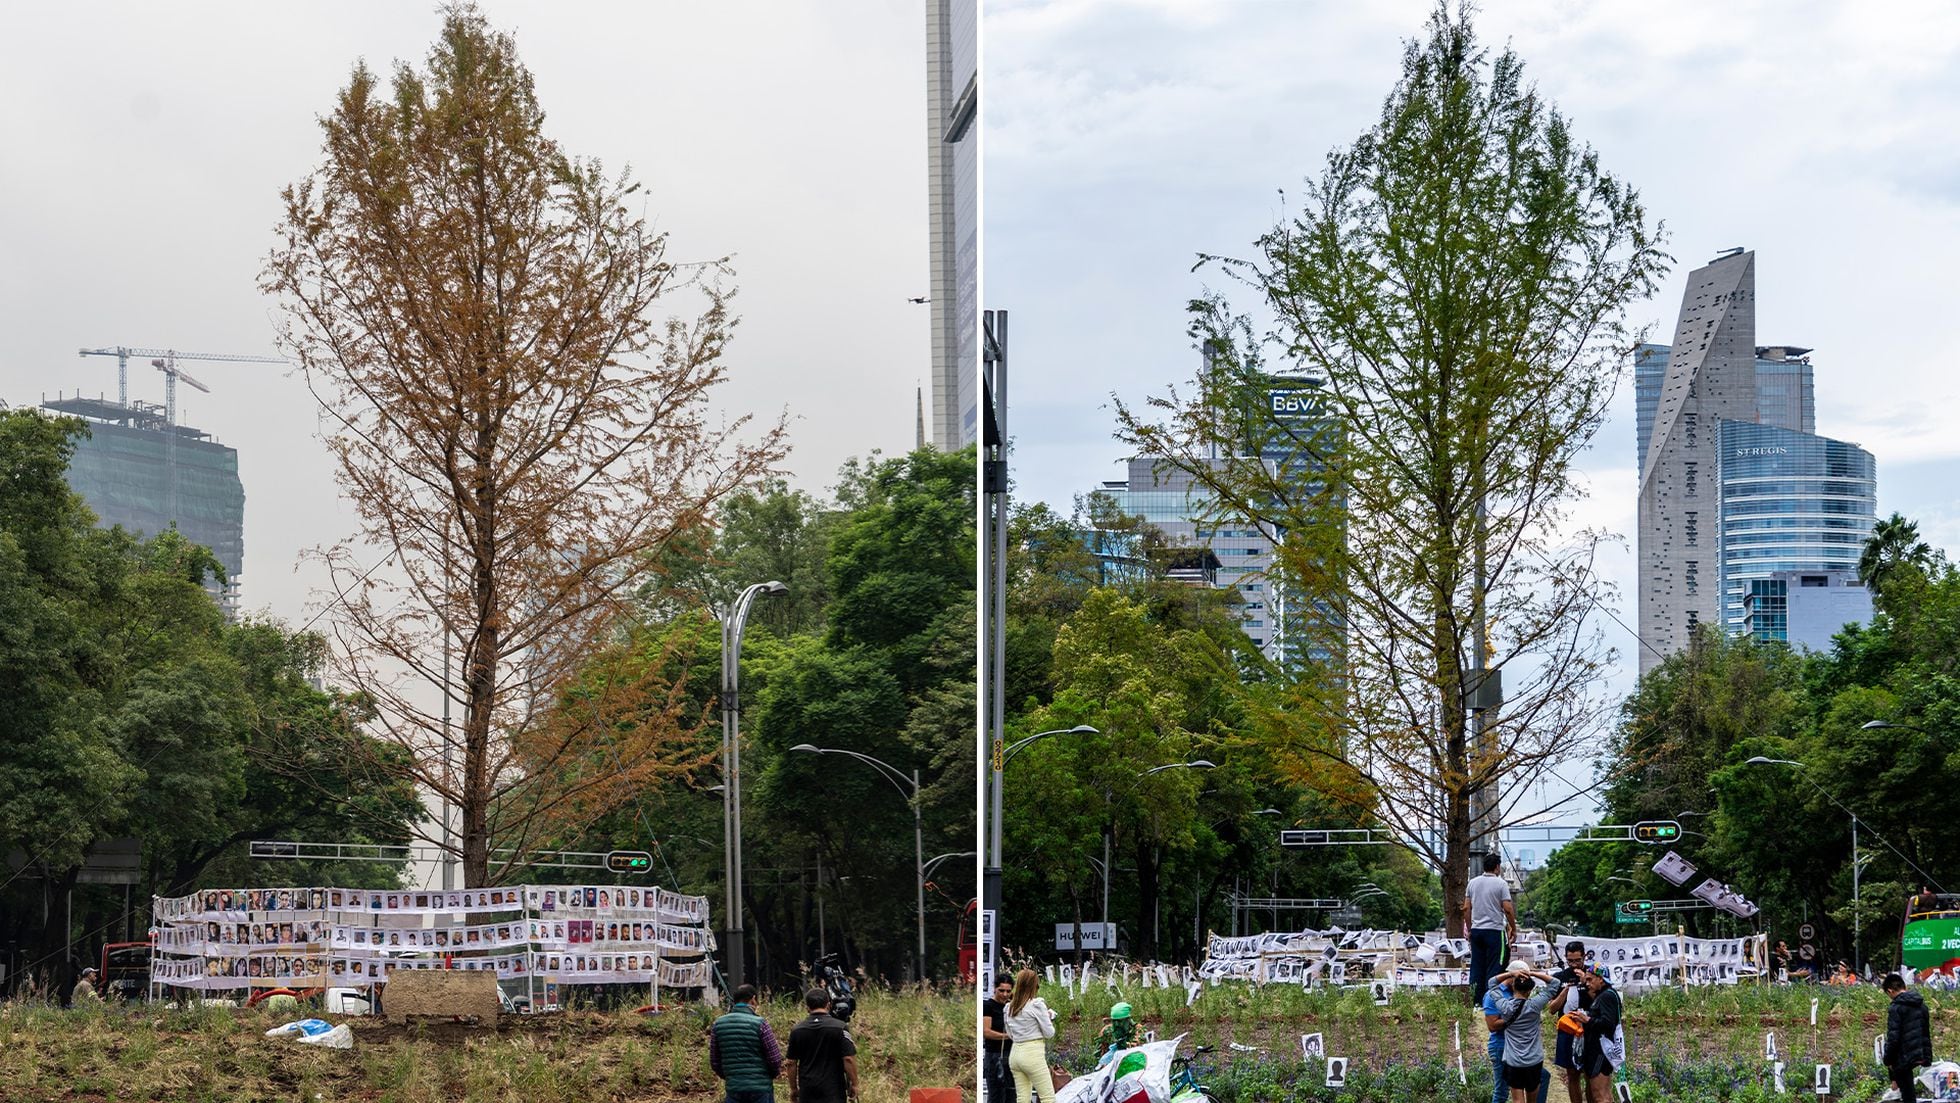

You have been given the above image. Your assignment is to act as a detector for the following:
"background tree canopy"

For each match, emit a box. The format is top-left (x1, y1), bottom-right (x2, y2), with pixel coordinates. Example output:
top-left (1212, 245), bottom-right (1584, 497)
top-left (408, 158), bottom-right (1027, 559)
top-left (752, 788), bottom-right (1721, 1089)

top-left (1520, 541), bottom-right (1960, 971)
top-left (0, 410), bottom-right (420, 994)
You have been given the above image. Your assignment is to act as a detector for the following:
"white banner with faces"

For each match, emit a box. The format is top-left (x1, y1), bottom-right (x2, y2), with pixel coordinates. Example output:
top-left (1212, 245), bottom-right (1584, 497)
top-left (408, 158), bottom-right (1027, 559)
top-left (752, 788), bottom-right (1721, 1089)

top-left (151, 884), bottom-right (712, 992)
top-left (1200, 927), bottom-right (1764, 991)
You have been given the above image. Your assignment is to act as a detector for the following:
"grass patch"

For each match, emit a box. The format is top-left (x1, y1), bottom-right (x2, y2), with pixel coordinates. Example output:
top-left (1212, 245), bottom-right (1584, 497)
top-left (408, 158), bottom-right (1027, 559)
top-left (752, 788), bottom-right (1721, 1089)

top-left (0, 987), bottom-right (973, 1103)
top-left (1036, 981), bottom-right (1955, 1102)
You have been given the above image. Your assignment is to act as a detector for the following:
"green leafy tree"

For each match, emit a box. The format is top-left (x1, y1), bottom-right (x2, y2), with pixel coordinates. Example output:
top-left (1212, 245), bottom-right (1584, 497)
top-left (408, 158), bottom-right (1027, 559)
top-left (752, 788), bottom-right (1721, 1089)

top-left (1114, 4), bottom-right (1667, 932)
top-left (748, 447), bottom-right (976, 982)
top-left (0, 411), bottom-right (421, 978)
top-left (1859, 511), bottom-right (1935, 592)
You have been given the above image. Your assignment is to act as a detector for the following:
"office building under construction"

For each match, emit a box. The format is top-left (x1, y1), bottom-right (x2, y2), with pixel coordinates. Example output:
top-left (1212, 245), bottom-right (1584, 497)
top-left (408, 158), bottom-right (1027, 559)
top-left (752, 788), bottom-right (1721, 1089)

top-left (40, 393), bottom-right (244, 616)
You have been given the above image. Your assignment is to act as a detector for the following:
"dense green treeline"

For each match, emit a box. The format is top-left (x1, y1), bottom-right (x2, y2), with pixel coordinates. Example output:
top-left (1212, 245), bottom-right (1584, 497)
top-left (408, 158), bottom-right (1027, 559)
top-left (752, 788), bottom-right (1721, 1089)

top-left (0, 406), bottom-right (974, 991)
top-left (0, 411), bottom-right (420, 994)
top-left (998, 500), bottom-right (1438, 963)
top-left (1523, 522), bottom-right (1960, 969)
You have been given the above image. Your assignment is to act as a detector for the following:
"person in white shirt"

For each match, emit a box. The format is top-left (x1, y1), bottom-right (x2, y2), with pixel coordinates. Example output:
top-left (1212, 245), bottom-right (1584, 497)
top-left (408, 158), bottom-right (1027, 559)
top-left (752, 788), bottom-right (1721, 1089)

top-left (1003, 968), bottom-right (1058, 1103)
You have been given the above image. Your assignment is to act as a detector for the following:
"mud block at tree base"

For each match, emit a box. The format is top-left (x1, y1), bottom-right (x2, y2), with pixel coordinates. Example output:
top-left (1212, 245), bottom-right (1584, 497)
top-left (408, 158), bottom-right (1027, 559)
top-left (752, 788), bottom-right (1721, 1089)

top-left (909, 1089), bottom-right (962, 1103)
top-left (381, 970), bottom-right (501, 1025)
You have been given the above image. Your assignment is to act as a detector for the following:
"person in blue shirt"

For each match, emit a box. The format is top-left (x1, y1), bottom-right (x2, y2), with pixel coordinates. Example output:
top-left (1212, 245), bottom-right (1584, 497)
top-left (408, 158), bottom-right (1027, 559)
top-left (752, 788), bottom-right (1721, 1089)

top-left (1483, 960), bottom-right (1550, 1103)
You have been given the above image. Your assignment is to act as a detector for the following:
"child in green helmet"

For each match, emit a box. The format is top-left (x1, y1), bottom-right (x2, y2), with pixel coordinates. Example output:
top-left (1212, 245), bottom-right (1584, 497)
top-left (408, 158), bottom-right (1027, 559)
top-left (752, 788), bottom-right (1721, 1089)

top-left (1096, 1002), bottom-right (1139, 1066)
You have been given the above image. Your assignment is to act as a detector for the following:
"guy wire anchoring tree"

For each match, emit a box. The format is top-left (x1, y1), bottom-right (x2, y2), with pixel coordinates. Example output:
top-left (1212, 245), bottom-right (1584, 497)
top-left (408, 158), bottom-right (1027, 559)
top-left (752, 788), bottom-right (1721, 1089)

top-left (263, 5), bottom-right (785, 887)
top-left (1116, 3), bottom-right (1668, 934)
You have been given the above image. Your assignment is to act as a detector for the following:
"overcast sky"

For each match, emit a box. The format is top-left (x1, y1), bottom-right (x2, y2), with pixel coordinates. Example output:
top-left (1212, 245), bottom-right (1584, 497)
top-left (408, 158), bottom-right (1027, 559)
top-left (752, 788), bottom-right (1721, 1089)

top-left (989, 0), bottom-right (1960, 840)
top-left (0, 1), bottom-right (930, 628)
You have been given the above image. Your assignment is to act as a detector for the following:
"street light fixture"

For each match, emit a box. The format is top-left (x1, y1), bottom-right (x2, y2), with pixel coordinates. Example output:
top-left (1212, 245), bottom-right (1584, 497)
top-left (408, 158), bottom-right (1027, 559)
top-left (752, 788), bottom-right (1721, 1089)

top-left (1002, 724), bottom-right (1100, 768)
top-left (721, 580), bottom-right (786, 987)
top-left (1143, 759), bottom-right (1216, 776)
top-left (792, 743), bottom-right (929, 981)
top-left (1099, 760), bottom-right (1216, 935)
top-left (1744, 755), bottom-right (1868, 971)
top-left (987, 724), bottom-right (1098, 958)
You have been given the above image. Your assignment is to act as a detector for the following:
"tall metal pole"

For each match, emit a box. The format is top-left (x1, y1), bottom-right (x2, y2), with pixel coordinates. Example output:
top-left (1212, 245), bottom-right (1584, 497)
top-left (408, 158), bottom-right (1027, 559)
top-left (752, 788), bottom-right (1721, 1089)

top-left (982, 310), bottom-right (1009, 973)
top-left (442, 536), bottom-right (455, 892)
top-left (914, 768), bottom-right (926, 983)
top-left (721, 582), bottom-right (785, 989)
top-left (1852, 816), bottom-right (1861, 974)
top-left (1102, 828), bottom-right (1111, 932)
top-left (721, 610), bottom-right (739, 986)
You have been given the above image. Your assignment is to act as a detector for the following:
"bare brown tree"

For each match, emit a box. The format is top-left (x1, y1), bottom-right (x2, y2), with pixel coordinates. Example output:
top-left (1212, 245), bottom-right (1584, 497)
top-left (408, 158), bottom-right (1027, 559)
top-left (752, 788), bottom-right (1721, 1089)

top-left (262, 6), bottom-right (784, 886)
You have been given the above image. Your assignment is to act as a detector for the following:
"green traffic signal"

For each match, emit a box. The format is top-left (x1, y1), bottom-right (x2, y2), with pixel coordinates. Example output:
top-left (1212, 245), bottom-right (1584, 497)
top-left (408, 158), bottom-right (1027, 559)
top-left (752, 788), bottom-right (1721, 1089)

top-left (605, 850), bottom-right (653, 873)
top-left (1633, 820), bottom-right (1681, 843)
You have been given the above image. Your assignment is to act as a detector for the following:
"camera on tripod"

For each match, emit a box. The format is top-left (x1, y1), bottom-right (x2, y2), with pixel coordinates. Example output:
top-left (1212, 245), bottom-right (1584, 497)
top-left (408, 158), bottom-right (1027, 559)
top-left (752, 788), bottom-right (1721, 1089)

top-left (812, 952), bottom-right (857, 1022)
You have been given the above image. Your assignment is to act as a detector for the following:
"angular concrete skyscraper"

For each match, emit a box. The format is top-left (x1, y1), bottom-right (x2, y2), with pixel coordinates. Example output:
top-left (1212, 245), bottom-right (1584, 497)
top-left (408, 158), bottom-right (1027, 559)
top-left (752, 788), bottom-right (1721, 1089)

top-left (1636, 249), bottom-right (1878, 673)
top-left (1636, 250), bottom-right (1761, 672)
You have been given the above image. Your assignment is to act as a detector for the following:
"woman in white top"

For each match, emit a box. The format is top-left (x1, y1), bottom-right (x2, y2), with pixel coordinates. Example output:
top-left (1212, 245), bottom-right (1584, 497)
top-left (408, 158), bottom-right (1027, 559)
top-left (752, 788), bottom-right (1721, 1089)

top-left (1003, 968), bottom-right (1058, 1103)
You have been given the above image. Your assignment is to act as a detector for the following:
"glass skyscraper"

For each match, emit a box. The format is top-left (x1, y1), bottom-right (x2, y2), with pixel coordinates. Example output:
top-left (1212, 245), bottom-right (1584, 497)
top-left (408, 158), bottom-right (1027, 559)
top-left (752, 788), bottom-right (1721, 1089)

top-left (42, 397), bottom-right (246, 616)
top-left (1085, 369), bottom-right (1336, 667)
top-left (1636, 250), bottom-right (1875, 671)
top-left (1715, 420), bottom-right (1876, 635)
top-left (1633, 342), bottom-right (1816, 471)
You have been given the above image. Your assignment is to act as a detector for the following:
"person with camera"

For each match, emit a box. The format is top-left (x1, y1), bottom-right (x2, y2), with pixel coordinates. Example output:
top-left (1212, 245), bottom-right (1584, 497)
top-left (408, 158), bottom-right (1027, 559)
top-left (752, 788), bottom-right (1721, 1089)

top-left (1547, 943), bottom-right (1592, 1103)
top-left (788, 988), bottom-right (859, 1103)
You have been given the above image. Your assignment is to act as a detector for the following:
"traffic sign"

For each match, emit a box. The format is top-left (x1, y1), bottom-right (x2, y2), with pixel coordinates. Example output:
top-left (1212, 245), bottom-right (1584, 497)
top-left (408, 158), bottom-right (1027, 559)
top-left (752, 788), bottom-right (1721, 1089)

top-left (1633, 821), bottom-right (1681, 844)
top-left (1615, 910), bottom-right (1647, 925)
top-left (1798, 923), bottom-right (1816, 942)
top-left (605, 850), bottom-right (653, 874)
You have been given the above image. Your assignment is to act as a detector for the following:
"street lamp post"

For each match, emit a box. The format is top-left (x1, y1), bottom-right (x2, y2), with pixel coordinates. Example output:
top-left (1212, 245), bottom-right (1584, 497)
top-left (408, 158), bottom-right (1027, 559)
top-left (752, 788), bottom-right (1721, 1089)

top-left (721, 581), bottom-right (786, 988)
top-left (793, 744), bottom-right (929, 981)
top-left (987, 724), bottom-right (1095, 970)
top-left (1745, 755), bottom-right (1865, 972)
top-left (1103, 760), bottom-right (1216, 941)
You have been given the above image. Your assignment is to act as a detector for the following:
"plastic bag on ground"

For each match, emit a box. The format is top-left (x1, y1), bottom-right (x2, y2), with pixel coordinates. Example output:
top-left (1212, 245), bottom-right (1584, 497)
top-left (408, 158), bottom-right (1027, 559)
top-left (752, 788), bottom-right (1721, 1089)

top-left (265, 1018), bottom-right (355, 1049)
top-left (1056, 1036), bottom-right (1182, 1103)
top-left (1918, 1061), bottom-right (1960, 1100)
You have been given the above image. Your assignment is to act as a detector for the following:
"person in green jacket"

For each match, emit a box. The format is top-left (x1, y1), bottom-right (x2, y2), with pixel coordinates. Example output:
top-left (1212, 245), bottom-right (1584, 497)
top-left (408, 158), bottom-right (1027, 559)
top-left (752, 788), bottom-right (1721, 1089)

top-left (711, 984), bottom-right (786, 1103)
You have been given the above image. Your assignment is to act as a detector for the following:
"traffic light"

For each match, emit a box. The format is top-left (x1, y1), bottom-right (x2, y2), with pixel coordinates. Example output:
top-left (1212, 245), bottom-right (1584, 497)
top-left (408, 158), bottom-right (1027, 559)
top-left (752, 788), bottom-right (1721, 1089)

top-left (606, 850), bottom-right (652, 874)
top-left (1633, 820), bottom-right (1681, 844)
top-left (1616, 900), bottom-right (1654, 916)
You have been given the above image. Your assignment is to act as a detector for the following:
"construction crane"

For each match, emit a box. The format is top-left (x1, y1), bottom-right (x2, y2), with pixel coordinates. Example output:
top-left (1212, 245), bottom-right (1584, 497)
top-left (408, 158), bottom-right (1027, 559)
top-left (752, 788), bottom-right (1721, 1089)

top-left (150, 358), bottom-right (210, 426)
top-left (76, 345), bottom-right (287, 424)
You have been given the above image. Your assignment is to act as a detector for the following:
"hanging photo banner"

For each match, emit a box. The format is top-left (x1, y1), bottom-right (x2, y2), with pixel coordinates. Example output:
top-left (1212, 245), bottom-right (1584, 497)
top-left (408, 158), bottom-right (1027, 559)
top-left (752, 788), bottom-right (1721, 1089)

top-left (659, 957), bottom-right (713, 988)
top-left (1653, 851), bottom-right (1698, 886)
top-left (149, 883), bottom-right (713, 996)
top-left (655, 887), bottom-right (709, 924)
top-left (1198, 927), bottom-right (1764, 991)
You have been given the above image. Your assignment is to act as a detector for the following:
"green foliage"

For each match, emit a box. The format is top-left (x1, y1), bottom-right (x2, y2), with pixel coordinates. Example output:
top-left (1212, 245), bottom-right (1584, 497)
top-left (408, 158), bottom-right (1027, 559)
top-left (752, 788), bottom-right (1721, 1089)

top-left (1528, 545), bottom-right (1960, 966)
top-left (541, 446), bottom-right (976, 983)
top-left (0, 409), bottom-right (421, 983)
top-left (1002, 517), bottom-right (1438, 959)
